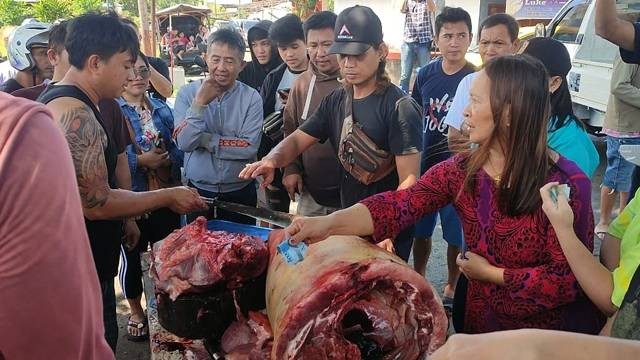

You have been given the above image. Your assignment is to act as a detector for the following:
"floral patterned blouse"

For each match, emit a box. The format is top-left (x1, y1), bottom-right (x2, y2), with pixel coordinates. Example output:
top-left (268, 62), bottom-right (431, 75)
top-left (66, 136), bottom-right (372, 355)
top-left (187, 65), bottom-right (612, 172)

top-left (360, 154), bottom-right (605, 334)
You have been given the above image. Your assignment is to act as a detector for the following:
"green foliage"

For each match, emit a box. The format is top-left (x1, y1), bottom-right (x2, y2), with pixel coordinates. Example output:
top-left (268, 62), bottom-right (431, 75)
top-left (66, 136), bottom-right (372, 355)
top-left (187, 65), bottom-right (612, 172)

top-left (208, 3), bottom-right (226, 17)
top-left (0, 0), bottom-right (31, 27)
top-left (156, 0), bottom-right (201, 11)
top-left (326, 0), bottom-right (334, 11)
top-left (72, 0), bottom-right (103, 15)
top-left (32, 0), bottom-right (73, 23)
top-left (291, 0), bottom-right (318, 20)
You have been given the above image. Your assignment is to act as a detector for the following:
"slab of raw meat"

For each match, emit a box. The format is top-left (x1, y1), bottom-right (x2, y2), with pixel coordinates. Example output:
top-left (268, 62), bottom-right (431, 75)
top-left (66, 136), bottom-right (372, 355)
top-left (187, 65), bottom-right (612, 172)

top-left (220, 311), bottom-right (273, 359)
top-left (151, 217), bottom-right (268, 300)
top-left (266, 230), bottom-right (448, 359)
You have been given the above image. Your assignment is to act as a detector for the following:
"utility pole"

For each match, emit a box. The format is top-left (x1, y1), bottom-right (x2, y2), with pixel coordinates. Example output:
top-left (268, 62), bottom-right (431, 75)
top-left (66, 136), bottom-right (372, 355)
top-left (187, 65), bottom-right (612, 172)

top-left (138, 0), bottom-right (152, 55)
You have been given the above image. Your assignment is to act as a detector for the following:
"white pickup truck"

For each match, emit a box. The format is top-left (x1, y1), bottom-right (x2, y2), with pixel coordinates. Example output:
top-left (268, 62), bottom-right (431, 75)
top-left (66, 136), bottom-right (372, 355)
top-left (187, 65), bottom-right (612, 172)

top-left (545, 0), bottom-right (640, 132)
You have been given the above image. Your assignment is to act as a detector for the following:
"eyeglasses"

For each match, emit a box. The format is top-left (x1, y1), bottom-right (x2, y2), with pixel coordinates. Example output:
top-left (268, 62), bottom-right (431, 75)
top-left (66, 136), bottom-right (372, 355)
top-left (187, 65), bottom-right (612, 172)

top-left (133, 67), bottom-right (151, 79)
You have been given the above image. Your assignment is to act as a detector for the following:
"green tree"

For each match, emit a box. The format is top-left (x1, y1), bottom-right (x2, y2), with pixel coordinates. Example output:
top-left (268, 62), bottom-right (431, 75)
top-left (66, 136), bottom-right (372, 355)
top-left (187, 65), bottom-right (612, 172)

top-left (32, 0), bottom-right (73, 23)
top-left (0, 0), bottom-right (31, 26)
top-left (72, 0), bottom-right (103, 15)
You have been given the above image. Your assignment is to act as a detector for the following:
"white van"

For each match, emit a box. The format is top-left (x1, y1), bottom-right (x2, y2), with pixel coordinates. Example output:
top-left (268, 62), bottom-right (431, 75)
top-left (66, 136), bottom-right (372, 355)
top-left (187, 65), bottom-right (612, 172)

top-left (545, 0), bottom-right (640, 131)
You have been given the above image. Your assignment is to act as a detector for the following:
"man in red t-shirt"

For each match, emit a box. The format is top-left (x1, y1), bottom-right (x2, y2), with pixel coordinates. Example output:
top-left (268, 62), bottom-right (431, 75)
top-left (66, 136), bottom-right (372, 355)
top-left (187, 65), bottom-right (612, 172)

top-left (0, 92), bottom-right (114, 359)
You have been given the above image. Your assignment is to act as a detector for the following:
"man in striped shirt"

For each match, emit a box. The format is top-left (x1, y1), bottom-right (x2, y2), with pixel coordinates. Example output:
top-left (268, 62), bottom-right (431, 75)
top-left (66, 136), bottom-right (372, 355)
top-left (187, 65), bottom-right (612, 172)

top-left (400, 0), bottom-right (436, 93)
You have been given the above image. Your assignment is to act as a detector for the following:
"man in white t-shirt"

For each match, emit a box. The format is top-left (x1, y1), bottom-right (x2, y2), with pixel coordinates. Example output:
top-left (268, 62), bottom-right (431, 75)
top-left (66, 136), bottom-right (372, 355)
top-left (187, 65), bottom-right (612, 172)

top-left (445, 14), bottom-right (520, 143)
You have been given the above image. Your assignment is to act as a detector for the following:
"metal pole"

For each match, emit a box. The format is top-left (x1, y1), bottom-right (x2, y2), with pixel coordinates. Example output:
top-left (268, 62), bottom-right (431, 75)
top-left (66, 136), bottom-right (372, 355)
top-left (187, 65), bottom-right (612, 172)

top-left (169, 14), bottom-right (173, 82)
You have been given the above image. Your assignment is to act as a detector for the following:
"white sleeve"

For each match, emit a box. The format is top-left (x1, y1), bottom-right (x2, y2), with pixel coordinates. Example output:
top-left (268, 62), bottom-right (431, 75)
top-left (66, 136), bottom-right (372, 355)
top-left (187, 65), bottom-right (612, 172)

top-left (444, 73), bottom-right (474, 130)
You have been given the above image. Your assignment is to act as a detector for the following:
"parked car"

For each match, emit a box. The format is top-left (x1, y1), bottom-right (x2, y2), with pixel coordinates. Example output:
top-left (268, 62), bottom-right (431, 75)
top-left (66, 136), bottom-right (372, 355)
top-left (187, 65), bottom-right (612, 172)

top-left (544, 0), bottom-right (640, 131)
top-left (231, 19), bottom-right (260, 41)
top-left (212, 19), bottom-right (232, 32)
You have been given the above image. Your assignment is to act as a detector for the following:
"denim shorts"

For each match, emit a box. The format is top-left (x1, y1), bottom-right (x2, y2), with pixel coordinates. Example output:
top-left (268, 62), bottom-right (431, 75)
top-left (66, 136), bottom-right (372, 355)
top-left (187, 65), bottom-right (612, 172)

top-left (603, 136), bottom-right (640, 192)
top-left (414, 204), bottom-right (463, 247)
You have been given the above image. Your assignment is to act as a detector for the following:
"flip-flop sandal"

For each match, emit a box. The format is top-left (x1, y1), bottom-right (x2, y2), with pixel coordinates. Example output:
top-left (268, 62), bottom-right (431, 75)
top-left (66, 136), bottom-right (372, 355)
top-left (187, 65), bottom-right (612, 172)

top-left (595, 224), bottom-right (609, 240)
top-left (127, 316), bottom-right (149, 342)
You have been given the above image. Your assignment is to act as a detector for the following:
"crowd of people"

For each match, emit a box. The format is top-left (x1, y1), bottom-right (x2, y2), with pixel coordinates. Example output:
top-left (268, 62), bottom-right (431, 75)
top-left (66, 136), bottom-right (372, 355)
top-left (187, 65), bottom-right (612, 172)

top-left (160, 25), bottom-right (209, 61)
top-left (1, 0), bottom-right (640, 359)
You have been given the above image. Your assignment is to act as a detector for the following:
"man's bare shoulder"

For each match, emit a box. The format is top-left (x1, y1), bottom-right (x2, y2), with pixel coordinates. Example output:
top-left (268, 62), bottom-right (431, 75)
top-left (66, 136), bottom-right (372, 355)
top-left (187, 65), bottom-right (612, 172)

top-left (45, 97), bottom-right (89, 117)
top-left (46, 97), bottom-right (110, 209)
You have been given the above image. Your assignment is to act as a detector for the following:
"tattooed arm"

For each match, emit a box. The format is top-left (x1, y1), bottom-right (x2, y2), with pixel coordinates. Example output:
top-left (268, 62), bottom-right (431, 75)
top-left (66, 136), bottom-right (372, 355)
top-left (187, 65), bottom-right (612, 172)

top-left (57, 104), bottom-right (111, 208)
top-left (50, 100), bottom-right (205, 220)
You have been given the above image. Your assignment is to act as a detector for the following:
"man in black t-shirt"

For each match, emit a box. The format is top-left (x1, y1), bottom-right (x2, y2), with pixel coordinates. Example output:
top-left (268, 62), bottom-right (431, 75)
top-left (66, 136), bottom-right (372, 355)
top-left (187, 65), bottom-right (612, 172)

top-left (241, 6), bottom-right (423, 261)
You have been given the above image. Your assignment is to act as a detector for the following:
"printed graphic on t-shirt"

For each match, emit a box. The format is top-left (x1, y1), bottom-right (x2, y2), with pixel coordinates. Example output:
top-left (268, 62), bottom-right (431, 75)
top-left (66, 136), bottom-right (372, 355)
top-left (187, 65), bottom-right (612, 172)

top-left (424, 92), bottom-right (453, 136)
top-left (413, 58), bottom-right (474, 171)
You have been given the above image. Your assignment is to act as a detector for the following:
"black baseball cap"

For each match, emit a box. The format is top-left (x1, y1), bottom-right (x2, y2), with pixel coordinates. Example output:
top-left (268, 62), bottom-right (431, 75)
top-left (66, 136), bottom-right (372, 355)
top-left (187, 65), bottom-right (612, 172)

top-left (520, 37), bottom-right (571, 77)
top-left (329, 5), bottom-right (383, 56)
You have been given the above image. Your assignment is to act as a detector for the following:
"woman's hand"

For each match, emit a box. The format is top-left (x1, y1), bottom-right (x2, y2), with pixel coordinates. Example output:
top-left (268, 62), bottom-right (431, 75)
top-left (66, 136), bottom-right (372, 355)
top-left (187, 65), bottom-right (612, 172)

top-left (285, 215), bottom-right (334, 245)
top-left (456, 252), bottom-right (504, 285)
top-left (138, 148), bottom-right (169, 169)
top-left (540, 182), bottom-right (574, 233)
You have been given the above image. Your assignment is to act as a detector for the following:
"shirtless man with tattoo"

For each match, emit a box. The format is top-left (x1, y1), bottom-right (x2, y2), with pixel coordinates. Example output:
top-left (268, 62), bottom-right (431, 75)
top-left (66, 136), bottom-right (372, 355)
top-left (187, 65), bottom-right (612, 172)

top-left (37, 13), bottom-right (206, 352)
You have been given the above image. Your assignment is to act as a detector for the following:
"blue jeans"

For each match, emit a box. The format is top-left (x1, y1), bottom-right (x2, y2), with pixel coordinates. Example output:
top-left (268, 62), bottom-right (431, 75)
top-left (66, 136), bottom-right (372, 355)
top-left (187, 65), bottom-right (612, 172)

top-left (400, 41), bottom-right (432, 93)
top-left (603, 136), bottom-right (640, 192)
top-left (414, 204), bottom-right (464, 248)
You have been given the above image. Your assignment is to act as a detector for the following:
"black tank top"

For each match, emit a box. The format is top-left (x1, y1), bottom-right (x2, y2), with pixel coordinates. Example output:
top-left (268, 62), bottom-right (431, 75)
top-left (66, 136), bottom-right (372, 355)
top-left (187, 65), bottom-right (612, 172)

top-left (38, 85), bottom-right (122, 282)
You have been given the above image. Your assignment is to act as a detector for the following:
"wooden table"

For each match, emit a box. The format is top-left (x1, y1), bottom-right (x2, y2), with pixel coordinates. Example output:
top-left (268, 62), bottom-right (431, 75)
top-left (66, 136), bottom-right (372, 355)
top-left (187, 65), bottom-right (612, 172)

top-left (142, 252), bottom-right (213, 360)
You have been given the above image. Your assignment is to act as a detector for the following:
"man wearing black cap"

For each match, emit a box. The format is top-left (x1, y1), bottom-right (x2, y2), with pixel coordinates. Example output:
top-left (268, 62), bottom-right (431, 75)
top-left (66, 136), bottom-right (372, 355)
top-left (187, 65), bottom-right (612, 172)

top-left (240, 5), bottom-right (423, 262)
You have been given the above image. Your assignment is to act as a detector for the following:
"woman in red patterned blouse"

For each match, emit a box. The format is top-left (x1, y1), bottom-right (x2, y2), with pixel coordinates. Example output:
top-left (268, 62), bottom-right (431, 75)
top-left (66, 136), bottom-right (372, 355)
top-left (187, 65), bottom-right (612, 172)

top-left (285, 55), bottom-right (605, 334)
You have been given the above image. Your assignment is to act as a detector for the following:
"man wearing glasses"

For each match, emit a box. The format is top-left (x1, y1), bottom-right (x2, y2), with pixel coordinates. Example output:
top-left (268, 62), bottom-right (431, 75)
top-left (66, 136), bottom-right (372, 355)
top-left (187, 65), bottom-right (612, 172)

top-left (282, 11), bottom-right (343, 216)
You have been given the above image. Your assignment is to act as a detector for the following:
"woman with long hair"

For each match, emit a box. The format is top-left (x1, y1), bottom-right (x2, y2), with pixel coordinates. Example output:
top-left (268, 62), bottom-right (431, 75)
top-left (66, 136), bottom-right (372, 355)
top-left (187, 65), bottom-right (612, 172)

top-left (284, 55), bottom-right (605, 334)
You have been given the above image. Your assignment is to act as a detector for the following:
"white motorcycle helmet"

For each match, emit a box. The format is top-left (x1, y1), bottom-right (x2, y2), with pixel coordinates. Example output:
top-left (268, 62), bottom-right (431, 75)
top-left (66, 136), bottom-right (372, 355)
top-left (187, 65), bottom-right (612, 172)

top-left (8, 21), bottom-right (51, 71)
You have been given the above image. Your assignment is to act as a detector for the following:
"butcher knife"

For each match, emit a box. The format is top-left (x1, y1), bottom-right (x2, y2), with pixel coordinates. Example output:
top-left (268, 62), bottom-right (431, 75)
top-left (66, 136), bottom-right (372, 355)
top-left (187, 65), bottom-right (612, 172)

top-left (200, 196), bottom-right (293, 228)
top-left (620, 144), bottom-right (640, 166)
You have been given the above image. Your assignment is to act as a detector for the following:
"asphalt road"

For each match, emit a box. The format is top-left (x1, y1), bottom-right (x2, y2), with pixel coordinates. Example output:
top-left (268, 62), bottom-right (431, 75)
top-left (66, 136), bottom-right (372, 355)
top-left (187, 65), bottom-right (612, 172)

top-left (114, 136), bottom-right (610, 359)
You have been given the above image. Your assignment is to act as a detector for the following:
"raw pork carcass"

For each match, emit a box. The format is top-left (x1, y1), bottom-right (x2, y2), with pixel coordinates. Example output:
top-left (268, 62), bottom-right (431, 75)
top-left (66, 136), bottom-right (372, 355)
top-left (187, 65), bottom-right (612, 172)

top-left (220, 311), bottom-right (273, 359)
top-left (151, 217), bottom-right (268, 300)
top-left (266, 230), bottom-right (448, 359)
